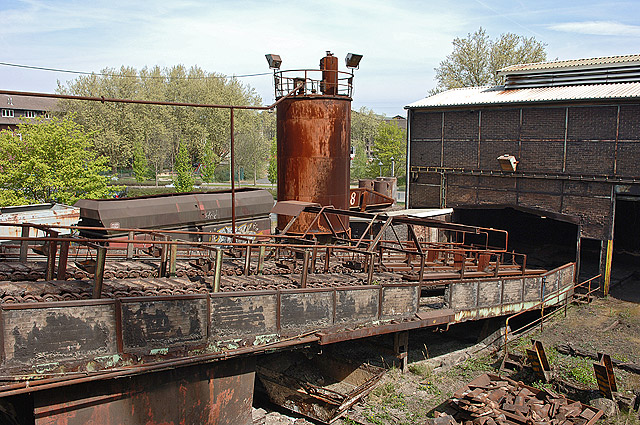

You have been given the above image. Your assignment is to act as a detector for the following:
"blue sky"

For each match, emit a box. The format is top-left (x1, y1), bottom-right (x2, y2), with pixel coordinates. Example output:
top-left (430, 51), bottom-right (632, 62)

top-left (1, 0), bottom-right (639, 117)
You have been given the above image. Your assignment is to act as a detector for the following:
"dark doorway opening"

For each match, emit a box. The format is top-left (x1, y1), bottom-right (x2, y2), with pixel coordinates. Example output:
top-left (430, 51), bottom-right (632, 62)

top-left (611, 198), bottom-right (640, 301)
top-left (453, 207), bottom-right (578, 270)
top-left (578, 238), bottom-right (601, 284)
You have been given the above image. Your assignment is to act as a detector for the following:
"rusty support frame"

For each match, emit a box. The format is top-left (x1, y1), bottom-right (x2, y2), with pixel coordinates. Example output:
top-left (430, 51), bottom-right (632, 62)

top-left (92, 246), bottom-right (107, 299)
top-left (57, 238), bottom-right (70, 281)
top-left (300, 250), bottom-right (310, 288)
top-left (168, 242), bottom-right (178, 277)
top-left (324, 247), bottom-right (332, 272)
top-left (19, 225), bottom-right (29, 262)
top-left (213, 248), bottom-right (223, 293)
top-left (244, 243), bottom-right (252, 276)
top-left (257, 245), bottom-right (266, 275)
top-left (503, 272), bottom-right (601, 355)
top-left (45, 230), bottom-right (59, 281)
top-left (126, 231), bottom-right (135, 259)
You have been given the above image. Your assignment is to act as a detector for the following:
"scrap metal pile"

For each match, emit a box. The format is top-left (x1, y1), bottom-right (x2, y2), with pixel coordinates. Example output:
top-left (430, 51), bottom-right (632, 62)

top-left (432, 374), bottom-right (602, 425)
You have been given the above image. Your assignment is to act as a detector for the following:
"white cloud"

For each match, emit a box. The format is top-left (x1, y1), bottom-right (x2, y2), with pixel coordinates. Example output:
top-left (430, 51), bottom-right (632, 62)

top-left (549, 21), bottom-right (640, 37)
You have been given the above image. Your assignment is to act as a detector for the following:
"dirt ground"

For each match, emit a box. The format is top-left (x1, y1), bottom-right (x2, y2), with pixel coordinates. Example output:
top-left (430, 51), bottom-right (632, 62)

top-left (332, 280), bottom-right (640, 425)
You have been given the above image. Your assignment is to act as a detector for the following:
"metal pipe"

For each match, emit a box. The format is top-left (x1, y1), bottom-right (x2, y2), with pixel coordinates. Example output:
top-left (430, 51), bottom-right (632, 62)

top-left (230, 107), bottom-right (236, 238)
top-left (244, 243), bottom-right (251, 276)
top-left (19, 226), bottom-right (29, 262)
top-left (45, 230), bottom-right (59, 281)
top-left (0, 86), bottom-right (303, 112)
top-left (168, 242), bottom-right (177, 277)
top-left (257, 245), bottom-right (266, 275)
top-left (213, 248), bottom-right (223, 293)
top-left (57, 239), bottom-right (70, 280)
top-left (300, 250), bottom-right (310, 288)
top-left (92, 246), bottom-right (106, 299)
top-left (503, 273), bottom-right (601, 356)
top-left (126, 231), bottom-right (135, 259)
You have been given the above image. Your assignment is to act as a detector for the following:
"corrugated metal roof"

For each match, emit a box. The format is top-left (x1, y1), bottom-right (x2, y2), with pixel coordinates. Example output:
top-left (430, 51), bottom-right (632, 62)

top-left (405, 82), bottom-right (640, 109)
top-left (498, 54), bottom-right (640, 75)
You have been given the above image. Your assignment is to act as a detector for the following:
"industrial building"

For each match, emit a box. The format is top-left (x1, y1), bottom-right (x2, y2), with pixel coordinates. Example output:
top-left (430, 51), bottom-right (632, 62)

top-left (405, 54), bottom-right (640, 292)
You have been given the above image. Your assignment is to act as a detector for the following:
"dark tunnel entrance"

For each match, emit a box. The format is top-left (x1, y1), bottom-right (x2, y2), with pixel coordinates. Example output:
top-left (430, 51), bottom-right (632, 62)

top-left (452, 207), bottom-right (579, 271)
top-left (610, 198), bottom-right (640, 300)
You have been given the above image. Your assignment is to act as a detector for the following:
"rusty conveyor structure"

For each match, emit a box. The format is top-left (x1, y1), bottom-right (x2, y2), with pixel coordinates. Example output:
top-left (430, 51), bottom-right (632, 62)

top-left (0, 206), bottom-right (576, 424)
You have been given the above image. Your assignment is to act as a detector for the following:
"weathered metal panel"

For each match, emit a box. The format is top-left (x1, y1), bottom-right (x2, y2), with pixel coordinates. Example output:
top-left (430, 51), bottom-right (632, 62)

top-left (545, 272), bottom-right (559, 294)
top-left (449, 281), bottom-right (477, 310)
top-left (502, 278), bottom-right (523, 304)
top-left (477, 280), bottom-right (501, 307)
top-left (1, 301), bottom-right (117, 365)
top-left (210, 292), bottom-right (278, 338)
top-left (381, 286), bottom-right (418, 318)
top-left (558, 264), bottom-right (575, 289)
top-left (280, 290), bottom-right (333, 332)
top-left (120, 296), bottom-right (208, 353)
top-left (276, 97), bottom-right (351, 233)
top-left (0, 203), bottom-right (79, 239)
top-left (335, 287), bottom-right (379, 323)
top-left (33, 357), bottom-right (256, 425)
top-left (523, 277), bottom-right (542, 302)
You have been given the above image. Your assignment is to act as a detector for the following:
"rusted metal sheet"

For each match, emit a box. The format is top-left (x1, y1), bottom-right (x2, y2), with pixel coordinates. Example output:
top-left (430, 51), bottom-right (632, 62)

top-left (276, 95), bottom-right (351, 233)
top-left (380, 286), bottom-right (419, 319)
top-left (256, 351), bottom-right (384, 424)
top-left (120, 295), bottom-right (209, 353)
top-left (334, 287), bottom-right (379, 324)
top-left (443, 373), bottom-right (602, 425)
top-left (348, 188), bottom-right (395, 212)
top-left (210, 292), bottom-right (278, 340)
top-left (0, 203), bottom-right (79, 240)
top-left (33, 357), bottom-right (256, 425)
top-left (279, 290), bottom-right (334, 333)
top-left (2, 300), bottom-right (117, 366)
top-left (318, 309), bottom-right (455, 345)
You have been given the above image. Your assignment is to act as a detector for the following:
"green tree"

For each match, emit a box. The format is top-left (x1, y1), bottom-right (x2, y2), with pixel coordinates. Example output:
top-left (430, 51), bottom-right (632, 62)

top-left (350, 107), bottom-right (384, 180)
top-left (0, 116), bottom-right (112, 206)
top-left (372, 122), bottom-right (406, 178)
top-left (432, 27), bottom-right (547, 93)
top-left (57, 65), bottom-right (264, 179)
top-left (132, 143), bottom-right (151, 182)
top-left (199, 148), bottom-right (218, 183)
top-left (350, 138), bottom-right (376, 180)
top-left (173, 142), bottom-right (194, 192)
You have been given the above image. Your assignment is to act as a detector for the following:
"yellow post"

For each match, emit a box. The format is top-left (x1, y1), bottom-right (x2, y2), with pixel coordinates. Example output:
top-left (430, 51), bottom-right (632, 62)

top-left (603, 239), bottom-right (614, 295)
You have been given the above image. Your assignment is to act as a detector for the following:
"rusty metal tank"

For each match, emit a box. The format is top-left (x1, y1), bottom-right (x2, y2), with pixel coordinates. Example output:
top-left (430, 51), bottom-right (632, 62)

top-left (276, 52), bottom-right (352, 233)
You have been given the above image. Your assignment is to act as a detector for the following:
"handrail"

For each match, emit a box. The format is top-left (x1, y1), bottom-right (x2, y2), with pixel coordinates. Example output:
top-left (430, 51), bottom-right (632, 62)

top-left (503, 273), bottom-right (602, 355)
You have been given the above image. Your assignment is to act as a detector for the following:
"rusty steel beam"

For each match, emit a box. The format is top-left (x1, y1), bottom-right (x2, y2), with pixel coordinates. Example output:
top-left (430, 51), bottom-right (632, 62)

top-left (317, 309), bottom-right (454, 345)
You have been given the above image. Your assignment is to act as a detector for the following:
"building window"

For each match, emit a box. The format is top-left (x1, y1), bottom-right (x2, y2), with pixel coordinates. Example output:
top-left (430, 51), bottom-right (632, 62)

top-left (1, 109), bottom-right (14, 118)
top-left (44, 112), bottom-right (51, 119)
top-left (24, 111), bottom-right (37, 118)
